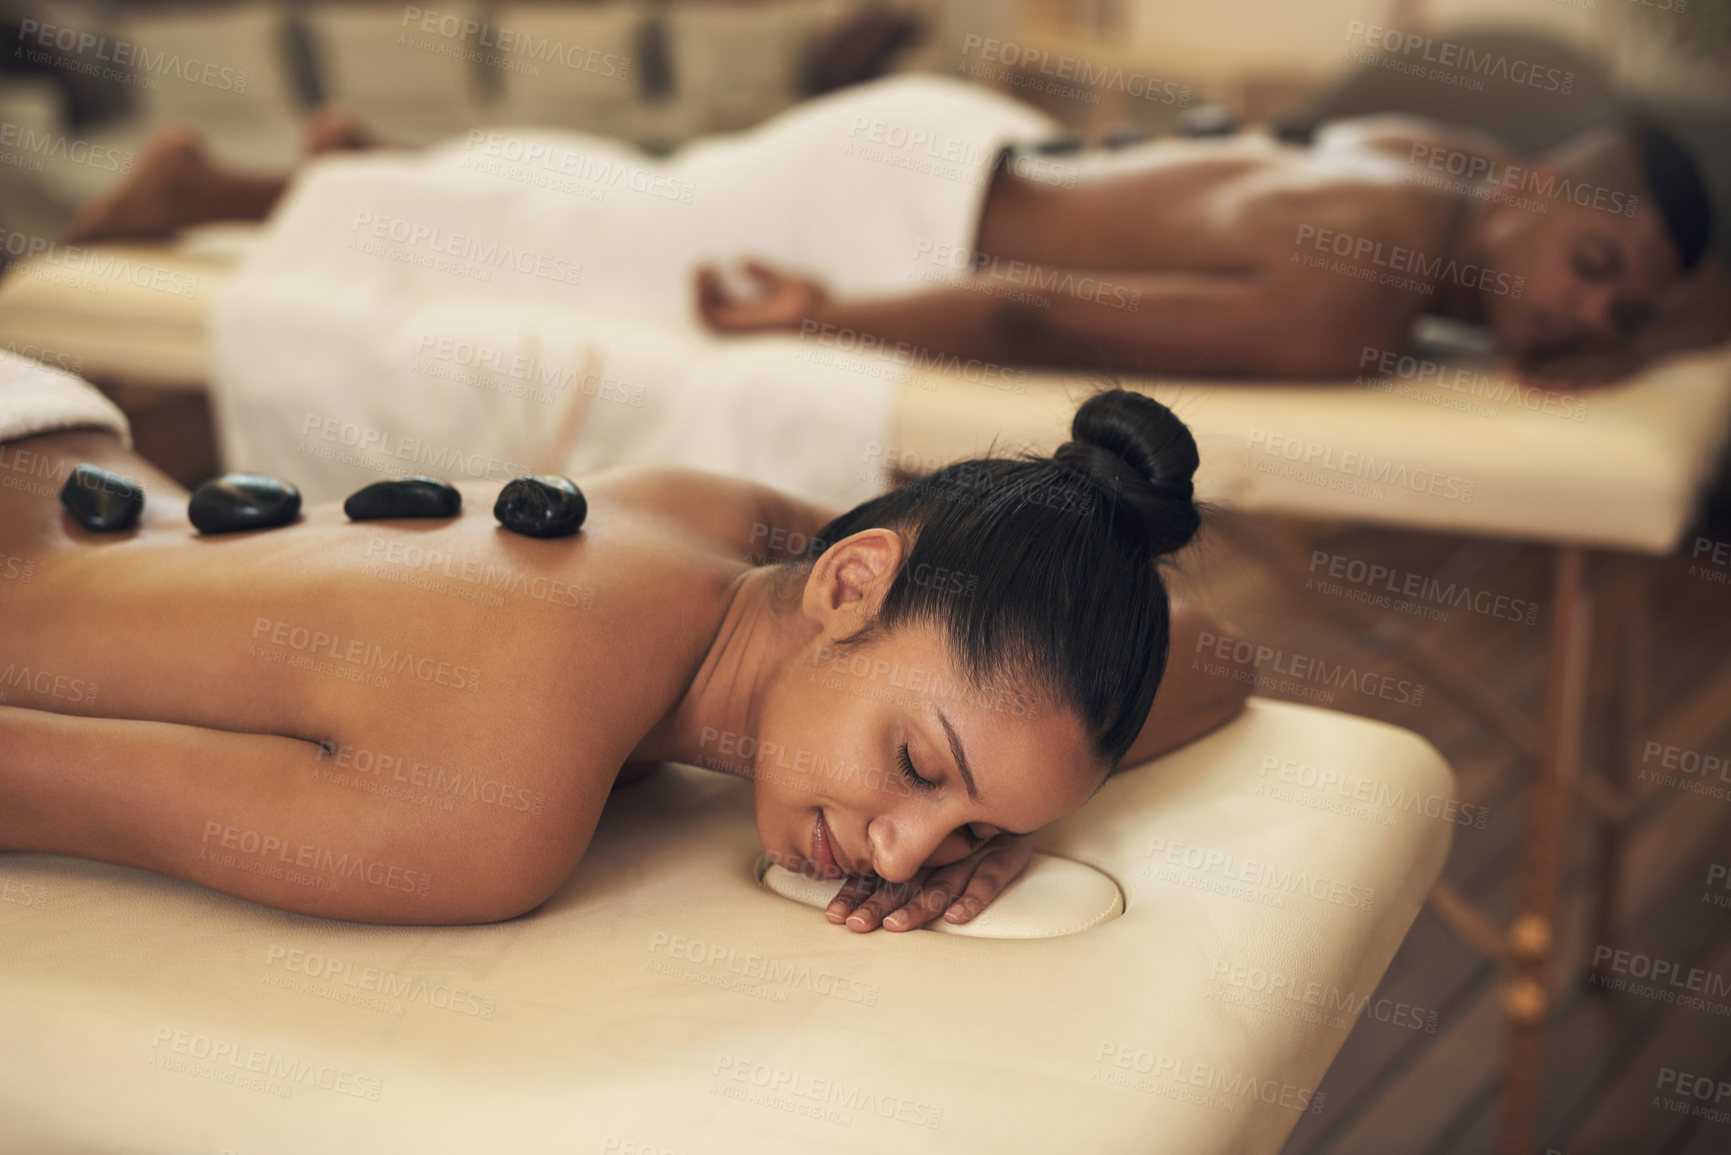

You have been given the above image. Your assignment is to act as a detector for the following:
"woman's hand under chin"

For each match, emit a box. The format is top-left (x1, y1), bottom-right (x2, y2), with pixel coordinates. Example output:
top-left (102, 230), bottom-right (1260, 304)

top-left (824, 834), bottom-right (1034, 933)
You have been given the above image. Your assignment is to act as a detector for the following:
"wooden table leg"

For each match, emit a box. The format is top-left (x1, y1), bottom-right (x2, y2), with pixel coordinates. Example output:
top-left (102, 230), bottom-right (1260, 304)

top-left (1500, 546), bottom-right (1594, 1155)
top-left (1584, 554), bottom-right (1651, 980)
top-left (1231, 519), bottom-right (1546, 762)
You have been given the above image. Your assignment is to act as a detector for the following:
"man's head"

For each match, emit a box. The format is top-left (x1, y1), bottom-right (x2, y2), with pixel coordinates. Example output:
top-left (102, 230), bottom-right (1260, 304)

top-left (1475, 118), bottom-right (1714, 361)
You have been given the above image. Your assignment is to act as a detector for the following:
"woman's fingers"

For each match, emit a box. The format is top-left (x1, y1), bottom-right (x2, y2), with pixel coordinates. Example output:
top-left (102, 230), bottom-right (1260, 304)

top-left (944, 837), bottom-right (1033, 924)
top-left (882, 863), bottom-right (976, 931)
top-left (826, 837), bottom-right (1034, 933)
top-left (943, 861), bottom-right (1010, 924)
top-left (838, 871), bottom-right (930, 933)
top-left (824, 874), bottom-right (879, 924)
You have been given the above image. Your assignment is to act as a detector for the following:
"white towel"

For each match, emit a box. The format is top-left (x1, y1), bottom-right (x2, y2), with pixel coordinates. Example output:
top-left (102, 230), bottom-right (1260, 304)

top-left (0, 349), bottom-right (131, 447)
top-left (210, 76), bottom-right (1058, 507)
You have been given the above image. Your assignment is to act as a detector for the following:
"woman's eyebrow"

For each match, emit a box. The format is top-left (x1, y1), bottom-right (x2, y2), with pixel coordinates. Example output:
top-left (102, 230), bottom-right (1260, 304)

top-left (934, 708), bottom-right (979, 801)
top-left (934, 708), bottom-right (1033, 838)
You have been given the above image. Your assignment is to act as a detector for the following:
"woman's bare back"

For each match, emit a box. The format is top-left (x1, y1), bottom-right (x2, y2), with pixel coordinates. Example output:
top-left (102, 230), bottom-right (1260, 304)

top-left (0, 431), bottom-right (792, 924)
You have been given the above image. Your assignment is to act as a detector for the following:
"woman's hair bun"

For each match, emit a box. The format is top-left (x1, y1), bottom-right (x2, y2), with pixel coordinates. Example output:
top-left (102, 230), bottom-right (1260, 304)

top-left (1051, 388), bottom-right (1201, 556)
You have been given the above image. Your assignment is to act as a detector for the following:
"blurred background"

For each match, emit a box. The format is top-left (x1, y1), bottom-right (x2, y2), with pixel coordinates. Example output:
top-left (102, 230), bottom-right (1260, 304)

top-left (2, 0), bottom-right (1729, 246)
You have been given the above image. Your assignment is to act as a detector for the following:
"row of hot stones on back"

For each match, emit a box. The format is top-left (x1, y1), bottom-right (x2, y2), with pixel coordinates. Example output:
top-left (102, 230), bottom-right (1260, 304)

top-left (58, 466), bottom-right (587, 538)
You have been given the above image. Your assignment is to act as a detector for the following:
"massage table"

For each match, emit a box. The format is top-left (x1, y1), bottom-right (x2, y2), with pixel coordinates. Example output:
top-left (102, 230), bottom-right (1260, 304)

top-left (4, 231), bottom-right (1728, 1153)
top-left (0, 234), bottom-right (230, 391)
top-left (886, 330), bottom-right (1731, 1154)
top-left (0, 698), bottom-right (1452, 1154)
top-left (2, 226), bottom-right (1725, 546)
top-left (3, 231), bottom-right (1728, 549)
top-left (894, 333), bottom-right (1731, 1155)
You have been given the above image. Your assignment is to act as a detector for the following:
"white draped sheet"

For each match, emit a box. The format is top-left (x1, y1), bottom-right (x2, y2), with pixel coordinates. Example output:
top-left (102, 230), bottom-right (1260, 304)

top-left (209, 76), bottom-right (1060, 507)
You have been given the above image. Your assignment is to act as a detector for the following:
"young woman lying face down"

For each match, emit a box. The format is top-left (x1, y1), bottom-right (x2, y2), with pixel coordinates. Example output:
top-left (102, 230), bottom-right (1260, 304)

top-left (0, 391), bottom-right (1246, 930)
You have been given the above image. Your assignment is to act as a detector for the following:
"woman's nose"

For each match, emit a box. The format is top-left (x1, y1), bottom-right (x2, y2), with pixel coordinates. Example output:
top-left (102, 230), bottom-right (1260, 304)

top-left (866, 815), bottom-right (952, 884)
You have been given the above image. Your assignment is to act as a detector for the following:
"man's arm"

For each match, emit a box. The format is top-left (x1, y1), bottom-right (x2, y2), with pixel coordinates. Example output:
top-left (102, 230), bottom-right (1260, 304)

top-left (697, 260), bottom-right (1392, 378)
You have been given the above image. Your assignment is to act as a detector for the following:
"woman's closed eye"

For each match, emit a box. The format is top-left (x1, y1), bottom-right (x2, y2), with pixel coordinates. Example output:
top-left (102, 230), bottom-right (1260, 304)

top-left (898, 742), bottom-right (988, 849)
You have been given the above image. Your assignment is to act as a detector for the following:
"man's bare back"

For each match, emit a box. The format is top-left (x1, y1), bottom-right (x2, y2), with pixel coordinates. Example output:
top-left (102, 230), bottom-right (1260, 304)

top-left (694, 121), bottom-right (1469, 375)
top-left (698, 113), bottom-right (1713, 380)
top-left (983, 125), bottom-right (1448, 277)
top-left (985, 124), bottom-right (1461, 356)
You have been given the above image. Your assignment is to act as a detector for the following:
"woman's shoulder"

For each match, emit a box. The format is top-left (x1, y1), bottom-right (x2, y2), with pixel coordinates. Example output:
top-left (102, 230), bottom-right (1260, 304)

top-left (579, 466), bottom-right (836, 566)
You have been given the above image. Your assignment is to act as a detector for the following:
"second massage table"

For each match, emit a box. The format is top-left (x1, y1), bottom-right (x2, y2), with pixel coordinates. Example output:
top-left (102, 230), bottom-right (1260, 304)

top-left (2, 230), bottom-right (1728, 551)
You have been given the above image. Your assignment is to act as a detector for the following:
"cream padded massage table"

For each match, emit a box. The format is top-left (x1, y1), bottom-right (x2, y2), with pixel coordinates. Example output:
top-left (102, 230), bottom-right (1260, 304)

top-left (13, 233), bottom-right (1699, 1154)
top-left (0, 699), bottom-right (1453, 1154)
top-left (3, 229), bottom-right (1730, 552)
top-left (0, 233), bottom-right (231, 392)
top-left (9, 229), bottom-right (1717, 1155)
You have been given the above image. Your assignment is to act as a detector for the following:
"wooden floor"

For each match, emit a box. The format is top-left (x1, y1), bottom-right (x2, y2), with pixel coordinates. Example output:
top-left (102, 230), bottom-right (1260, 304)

top-left (1178, 510), bottom-right (1731, 1155)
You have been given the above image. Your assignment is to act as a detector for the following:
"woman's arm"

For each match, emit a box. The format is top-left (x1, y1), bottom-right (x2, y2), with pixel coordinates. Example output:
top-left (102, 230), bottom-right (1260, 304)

top-left (0, 702), bottom-right (594, 925)
top-left (1120, 599), bottom-right (1253, 768)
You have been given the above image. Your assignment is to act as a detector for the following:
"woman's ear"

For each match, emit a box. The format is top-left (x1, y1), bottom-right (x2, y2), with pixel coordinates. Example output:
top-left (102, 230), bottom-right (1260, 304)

top-left (802, 528), bottom-right (905, 635)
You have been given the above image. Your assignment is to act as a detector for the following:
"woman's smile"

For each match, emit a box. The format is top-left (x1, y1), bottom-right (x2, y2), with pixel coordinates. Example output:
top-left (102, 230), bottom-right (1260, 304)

top-left (810, 809), bottom-right (860, 879)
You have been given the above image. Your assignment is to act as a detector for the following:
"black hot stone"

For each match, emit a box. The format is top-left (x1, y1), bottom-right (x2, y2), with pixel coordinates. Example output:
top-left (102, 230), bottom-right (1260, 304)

top-left (188, 473), bottom-right (302, 535)
top-left (493, 475), bottom-right (587, 538)
top-left (343, 476), bottom-right (461, 521)
top-left (59, 464), bottom-right (144, 532)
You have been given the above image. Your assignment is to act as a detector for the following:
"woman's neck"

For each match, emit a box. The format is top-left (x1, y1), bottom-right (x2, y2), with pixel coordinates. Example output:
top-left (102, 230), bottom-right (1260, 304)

top-left (632, 567), bottom-right (808, 776)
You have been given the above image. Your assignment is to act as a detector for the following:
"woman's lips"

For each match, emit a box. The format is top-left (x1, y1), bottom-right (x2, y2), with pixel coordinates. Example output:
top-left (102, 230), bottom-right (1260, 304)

top-left (811, 810), bottom-right (853, 879)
